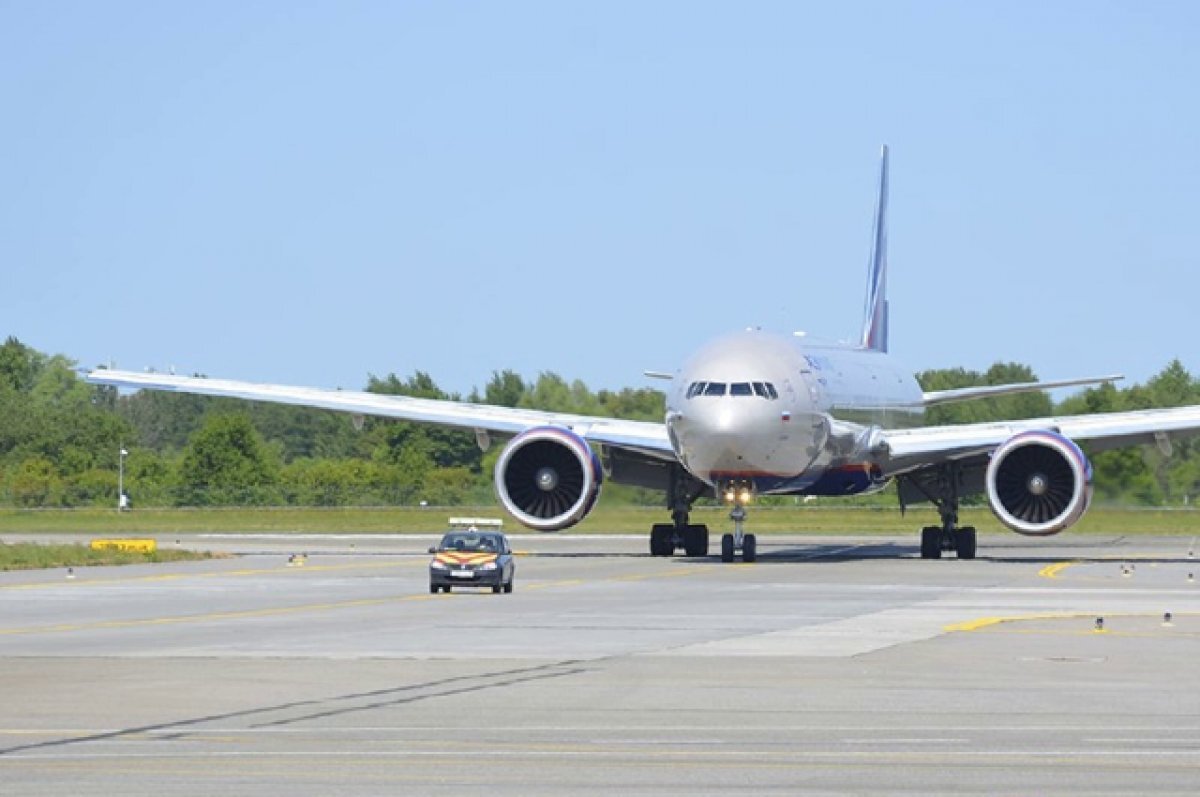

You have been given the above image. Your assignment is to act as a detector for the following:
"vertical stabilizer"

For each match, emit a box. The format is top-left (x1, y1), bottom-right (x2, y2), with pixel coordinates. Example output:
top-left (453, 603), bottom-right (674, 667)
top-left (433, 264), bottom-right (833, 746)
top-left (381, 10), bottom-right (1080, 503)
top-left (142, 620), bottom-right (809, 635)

top-left (859, 145), bottom-right (889, 352)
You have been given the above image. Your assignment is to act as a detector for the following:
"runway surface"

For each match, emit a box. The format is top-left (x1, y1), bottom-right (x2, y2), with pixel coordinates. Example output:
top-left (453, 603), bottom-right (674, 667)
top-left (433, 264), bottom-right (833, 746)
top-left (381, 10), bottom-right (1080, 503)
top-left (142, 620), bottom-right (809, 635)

top-left (2, 532), bottom-right (1199, 794)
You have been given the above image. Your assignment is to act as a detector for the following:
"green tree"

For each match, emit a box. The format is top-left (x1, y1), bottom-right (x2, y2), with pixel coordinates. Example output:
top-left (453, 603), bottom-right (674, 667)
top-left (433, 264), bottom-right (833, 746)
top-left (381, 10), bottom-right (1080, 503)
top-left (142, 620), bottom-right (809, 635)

top-left (519, 372), bottom-right (603, 414)
top-left (597, 387), bottom-right (666, 421)
top-left (366, 371), bottom-right (481, 471)
top-left (0, 337), bottom-right (43, 393)
top-left (281, 457), bottom-right (403, 506)
top-left (421, 467), bottom-right (475, 505)
top-left (177, 414), bottom-right (281, 505)
top-left (920, 362), bottom-right (1052, 426)
top-left (483, 369), bottom-right (527, 407)
top-left (119, 389), bottom-right (213, 452)
top-left (9, 457), bottom-right (63, 507)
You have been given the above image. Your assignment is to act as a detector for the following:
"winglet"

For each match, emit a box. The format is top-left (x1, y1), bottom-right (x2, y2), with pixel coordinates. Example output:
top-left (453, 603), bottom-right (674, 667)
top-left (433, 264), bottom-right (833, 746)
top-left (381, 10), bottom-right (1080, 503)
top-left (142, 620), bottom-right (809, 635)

top-left (859, 145), bottom-right (889, 352)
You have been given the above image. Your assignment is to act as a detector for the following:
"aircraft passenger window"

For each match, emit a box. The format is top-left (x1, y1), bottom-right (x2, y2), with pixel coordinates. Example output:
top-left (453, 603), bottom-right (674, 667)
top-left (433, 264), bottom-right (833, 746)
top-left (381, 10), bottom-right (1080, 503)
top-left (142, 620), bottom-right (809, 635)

top-left (703, 382), bottom-right (727, 396)
top-left (730, 382), bottom-right (753, 396)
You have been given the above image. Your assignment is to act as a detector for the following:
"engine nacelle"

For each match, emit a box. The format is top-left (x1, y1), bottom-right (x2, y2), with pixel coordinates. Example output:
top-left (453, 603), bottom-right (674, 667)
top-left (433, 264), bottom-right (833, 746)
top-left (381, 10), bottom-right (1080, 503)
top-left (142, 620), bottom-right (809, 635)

top-left (494, 426), bottom-right (603, 532)
top-left (985, 431), bottom-right (1093, 536)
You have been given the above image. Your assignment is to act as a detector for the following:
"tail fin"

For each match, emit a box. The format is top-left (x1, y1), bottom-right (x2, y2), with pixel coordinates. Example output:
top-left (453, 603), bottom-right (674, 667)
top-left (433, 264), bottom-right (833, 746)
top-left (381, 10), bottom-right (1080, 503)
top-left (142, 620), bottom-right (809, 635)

top-left (859, 145), bottom-right (889, 352)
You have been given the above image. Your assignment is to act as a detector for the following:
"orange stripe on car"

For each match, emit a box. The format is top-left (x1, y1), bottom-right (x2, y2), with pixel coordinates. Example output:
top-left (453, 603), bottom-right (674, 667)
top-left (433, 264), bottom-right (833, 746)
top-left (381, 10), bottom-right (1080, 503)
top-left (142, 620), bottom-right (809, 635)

top-left (435, 553), bottom-right (498, 566)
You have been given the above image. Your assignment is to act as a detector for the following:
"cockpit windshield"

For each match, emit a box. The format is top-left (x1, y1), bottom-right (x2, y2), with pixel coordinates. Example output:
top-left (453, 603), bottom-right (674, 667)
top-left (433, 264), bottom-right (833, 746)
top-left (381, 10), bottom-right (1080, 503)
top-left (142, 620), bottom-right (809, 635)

top-left (686, 381), bottom-right (778, 400)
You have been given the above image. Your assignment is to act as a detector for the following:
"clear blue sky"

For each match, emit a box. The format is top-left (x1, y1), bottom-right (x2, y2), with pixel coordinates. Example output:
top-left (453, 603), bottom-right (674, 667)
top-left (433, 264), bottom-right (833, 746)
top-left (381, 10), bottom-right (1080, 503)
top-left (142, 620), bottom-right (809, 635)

top-left (3, 2), bottom-right (1197, 397)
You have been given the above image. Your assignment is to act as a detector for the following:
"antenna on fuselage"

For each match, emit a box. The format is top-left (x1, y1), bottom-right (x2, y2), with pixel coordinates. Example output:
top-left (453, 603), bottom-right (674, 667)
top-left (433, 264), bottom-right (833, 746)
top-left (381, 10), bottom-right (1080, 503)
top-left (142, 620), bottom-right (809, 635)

top-left (859, 145), bottom-right (889, 353)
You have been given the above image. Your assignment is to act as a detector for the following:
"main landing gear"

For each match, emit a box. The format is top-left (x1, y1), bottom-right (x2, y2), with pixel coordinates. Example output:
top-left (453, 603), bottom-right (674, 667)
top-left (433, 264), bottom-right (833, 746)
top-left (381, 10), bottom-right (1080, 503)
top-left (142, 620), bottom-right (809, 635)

top-left (649, 467), bottom-right (709, 557)
top-left (902, 465), bottom-right (977, 560)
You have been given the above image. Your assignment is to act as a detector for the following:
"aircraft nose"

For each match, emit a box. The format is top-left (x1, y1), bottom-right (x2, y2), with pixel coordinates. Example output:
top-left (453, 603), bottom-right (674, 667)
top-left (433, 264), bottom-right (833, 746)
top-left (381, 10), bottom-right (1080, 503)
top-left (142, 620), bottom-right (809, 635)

top-left (673, 400), bottom-right (790, 468)
top-left (668, 380), bottom-right (827, 485)
top-left (673, 396), bottom-right (762, 439)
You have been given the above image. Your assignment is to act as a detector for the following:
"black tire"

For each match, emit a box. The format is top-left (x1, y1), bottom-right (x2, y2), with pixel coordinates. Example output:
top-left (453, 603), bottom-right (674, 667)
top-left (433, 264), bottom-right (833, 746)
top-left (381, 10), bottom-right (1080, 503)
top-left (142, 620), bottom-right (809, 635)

top-left (920, 526), bottom-right (942, 559)
top-left (650, 524), bottom-right (673, 556)
top-left (504, 580), bottom-right (513, 594)
top-left (956, 527), bottom-right (977, 560)
top-left (684, 524), bottom-right (709, 557)
top-left (743, 533), bottom-right (757, 563)
top-left (721, 533), bottom-right (735, 563)
top-left (430, 584), bottom-right (439, 594)
top-left (492, 583), bottom-right (502, 594)
top-left (444, 585), bottom-right (452, 593)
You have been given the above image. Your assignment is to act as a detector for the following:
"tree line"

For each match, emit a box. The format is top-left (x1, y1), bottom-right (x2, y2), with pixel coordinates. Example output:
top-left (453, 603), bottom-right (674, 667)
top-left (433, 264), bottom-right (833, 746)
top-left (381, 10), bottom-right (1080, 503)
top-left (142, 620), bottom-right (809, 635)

top-left (1, 336), bottom-right (1198, 508)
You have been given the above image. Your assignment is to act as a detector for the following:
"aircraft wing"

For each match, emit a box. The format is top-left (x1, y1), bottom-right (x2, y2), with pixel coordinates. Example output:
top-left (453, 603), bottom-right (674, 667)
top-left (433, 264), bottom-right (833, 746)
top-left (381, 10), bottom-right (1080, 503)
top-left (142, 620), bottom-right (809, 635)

top-left (85, 369), bottom-right (675, 460)
top-left (880, 405), bottom-right (1200, 473)
top-left (920, 374), bottom-right (1123, 407)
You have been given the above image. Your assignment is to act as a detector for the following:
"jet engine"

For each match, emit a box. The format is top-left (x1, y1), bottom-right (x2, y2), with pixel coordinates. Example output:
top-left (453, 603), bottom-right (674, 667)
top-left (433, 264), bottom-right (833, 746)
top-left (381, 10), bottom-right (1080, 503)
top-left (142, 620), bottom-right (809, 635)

top-left (494, 426), bottom-right (603, 531)
top-left (985, 431), bottom-right (1093, 536)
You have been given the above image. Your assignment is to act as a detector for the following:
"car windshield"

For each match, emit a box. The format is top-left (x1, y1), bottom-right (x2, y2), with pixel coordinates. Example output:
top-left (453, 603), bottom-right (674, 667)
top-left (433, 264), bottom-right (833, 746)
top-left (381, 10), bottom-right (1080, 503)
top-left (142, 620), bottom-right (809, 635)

top-left (439, 532), bottom-right (502, 553)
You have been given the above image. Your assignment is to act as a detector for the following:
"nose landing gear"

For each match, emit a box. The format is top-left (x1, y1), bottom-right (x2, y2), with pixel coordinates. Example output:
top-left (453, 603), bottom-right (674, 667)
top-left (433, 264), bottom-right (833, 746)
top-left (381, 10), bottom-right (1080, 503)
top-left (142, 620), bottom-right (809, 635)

top-left (720, 504), bottom-right (757, 563)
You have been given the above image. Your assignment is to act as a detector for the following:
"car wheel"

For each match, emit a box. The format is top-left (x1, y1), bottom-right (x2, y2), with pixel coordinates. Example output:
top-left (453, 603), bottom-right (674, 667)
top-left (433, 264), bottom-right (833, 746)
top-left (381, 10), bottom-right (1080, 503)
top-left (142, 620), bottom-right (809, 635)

top-left (504, 580), bottom-right (513, 594)
top-left (492, 583), bottom-right (502, 594)
top-left (430, 584), bottom-right (439, 594)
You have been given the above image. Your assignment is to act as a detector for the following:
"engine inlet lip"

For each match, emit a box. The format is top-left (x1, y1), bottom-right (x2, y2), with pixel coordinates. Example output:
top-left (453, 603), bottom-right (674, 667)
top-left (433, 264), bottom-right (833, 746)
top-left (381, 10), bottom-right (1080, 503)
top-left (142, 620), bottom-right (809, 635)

top-left (985, 430), bottom-right (1091, 536)
top-left (494, 426), bottom-right (603, 532)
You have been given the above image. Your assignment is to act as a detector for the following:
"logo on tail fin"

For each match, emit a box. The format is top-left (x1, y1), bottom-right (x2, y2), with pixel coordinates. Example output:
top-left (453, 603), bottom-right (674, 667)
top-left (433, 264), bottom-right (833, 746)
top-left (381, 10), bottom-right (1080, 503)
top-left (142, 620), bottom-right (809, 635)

top-left (860, 145), bottom-right (889, 353)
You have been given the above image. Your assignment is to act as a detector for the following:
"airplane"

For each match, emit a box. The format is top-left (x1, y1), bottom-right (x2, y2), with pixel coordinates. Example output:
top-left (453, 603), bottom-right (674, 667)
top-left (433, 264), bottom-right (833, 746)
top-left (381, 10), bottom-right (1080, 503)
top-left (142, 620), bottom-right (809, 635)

top-left (86, 146), bottom-right (1200, 562)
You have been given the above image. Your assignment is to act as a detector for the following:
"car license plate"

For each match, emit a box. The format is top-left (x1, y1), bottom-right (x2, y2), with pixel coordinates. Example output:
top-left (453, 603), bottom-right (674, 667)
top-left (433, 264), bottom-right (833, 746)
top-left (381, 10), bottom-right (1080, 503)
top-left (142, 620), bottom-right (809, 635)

top-left (450, 570), bottom-right (474, 579)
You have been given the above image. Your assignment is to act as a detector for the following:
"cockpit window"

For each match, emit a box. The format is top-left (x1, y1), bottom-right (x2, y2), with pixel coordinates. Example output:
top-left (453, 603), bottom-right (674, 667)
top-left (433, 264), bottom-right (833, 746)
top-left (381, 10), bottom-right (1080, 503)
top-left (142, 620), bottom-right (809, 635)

top-left (687, 380), bottom-right (777, 399)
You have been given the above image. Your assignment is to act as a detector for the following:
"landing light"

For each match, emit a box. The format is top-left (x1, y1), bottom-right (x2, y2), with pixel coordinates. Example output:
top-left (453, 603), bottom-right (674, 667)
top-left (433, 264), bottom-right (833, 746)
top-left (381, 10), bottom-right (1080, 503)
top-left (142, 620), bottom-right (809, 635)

top-left (723, 488), bottom-right (753, 505)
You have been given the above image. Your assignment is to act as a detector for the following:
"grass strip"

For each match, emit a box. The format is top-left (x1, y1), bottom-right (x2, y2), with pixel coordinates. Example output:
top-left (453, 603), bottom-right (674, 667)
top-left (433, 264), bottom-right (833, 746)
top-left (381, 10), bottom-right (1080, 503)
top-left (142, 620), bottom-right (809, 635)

top-left (0, 505), bottom-right (1198, 535)
top-left (0, 542), bottom-right (218, 571)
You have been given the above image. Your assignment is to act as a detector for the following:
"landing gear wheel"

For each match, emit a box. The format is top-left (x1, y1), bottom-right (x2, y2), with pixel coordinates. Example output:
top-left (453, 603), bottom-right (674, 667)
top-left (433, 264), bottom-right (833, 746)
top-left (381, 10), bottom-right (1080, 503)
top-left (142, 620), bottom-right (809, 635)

top-left (920, 526), bottom-right (942, 559)
top-left (955, 526), bottom-right (977, 560)
top-left (492, 583), bottom-right (502, 594)
top-left (743, 533), bottom-right (757, 563)
top-left (721, 533), bottom-right (735, 563)
top-left (504, 580), bottom-right (513, 594)
top-left (430, 584), bottom-right (439, 594)
top-left (443, 585), bottom-right (452, 593)
top-left (683, 525), bottom-right (709, 557)
top-left (650, 524), bottom-right (673, 556)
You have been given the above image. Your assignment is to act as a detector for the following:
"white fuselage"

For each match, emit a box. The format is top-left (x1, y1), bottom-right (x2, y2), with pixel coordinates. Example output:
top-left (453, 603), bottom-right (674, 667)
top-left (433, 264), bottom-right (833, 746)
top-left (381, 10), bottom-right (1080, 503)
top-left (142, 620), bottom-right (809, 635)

top-left (666, 329), bottom-right (923, 496)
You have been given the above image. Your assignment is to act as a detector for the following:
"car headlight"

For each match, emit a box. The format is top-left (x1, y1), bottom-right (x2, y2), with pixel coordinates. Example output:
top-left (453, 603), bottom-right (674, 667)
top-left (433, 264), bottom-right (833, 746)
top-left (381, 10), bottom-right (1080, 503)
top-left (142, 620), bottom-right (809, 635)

top-left (430, 560), bottom-right (449, 570)
top-left (480, 561), bottom-right (497, 570)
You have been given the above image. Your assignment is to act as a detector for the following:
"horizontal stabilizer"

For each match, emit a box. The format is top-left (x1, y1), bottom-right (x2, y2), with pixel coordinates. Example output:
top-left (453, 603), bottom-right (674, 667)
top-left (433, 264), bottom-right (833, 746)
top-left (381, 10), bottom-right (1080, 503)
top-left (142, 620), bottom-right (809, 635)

top-left (922, 374), bottom-right (1124, 407)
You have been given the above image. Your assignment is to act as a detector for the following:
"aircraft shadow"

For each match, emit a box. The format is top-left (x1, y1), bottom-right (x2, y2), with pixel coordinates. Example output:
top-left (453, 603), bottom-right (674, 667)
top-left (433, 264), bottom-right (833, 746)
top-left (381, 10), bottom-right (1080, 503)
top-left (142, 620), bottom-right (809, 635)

top-left (674, 538), bottom-right (1198, 566)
